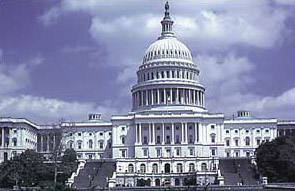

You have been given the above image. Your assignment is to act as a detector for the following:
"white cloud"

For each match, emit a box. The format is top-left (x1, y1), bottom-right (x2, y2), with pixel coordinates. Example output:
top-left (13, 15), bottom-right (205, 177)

top-left (38, 6), bottom-right (61, 26)
top-left (62, 45), bottom-right (93, 53)
top-left (0, 95), bottom-right (118, 124)
top-left (0, 56), bottom-right (43, 95)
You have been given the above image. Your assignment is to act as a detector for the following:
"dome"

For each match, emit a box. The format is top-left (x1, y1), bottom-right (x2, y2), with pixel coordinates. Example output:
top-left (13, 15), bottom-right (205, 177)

top-left (143, 37), bottom-right (193, 64)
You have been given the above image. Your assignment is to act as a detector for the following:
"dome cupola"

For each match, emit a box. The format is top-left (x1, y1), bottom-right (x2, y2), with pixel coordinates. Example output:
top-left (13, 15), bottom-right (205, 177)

top-left (131, 2), bottom-right (206, 113)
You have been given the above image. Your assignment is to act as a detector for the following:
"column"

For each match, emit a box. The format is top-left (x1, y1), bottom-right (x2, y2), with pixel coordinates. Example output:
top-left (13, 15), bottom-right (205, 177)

top-left (188, 89), bottom-right (191, 104)
top-left (151, 89), bottom-right (154, 105)
top-left (47, 134), bottom-right (50, 152)
top-left (41, 135), bottom-right (43, 152)
top-left (153, 123), bottom-right (156, 143)
top-left (163, 89), bottom-right (166, 104)
top-left (162, 123), bottom-right (165, 144)
top-left (171, 123), bottom-right (175, 144)
top-left (184, 123), bottom-right (188, 143)
top-left (193, 90), bottom-right (196, 105)
top-left (146, 90), bottom-right (148, 106)
top-left (198, 123), bottom-right (203, 143)
top-left (139, 124), bottom-right (142, 144)
top-left (149, 123), bottom-right (153, 143)
top-left (157, 89), bottom-right (160, 104)
top-left (141, 90), bottom-right (144, 106)
top-left (53, 135), bottom-right (56, 150)
top-left (203, 92), bottom-right (205, 107)
top-left (170, 88), bottom-right (173, 104)
top-left (1, 127), bottom-right (4, 147)
top-left (148, 123), bottom-right (151, 143)
top-left (181, 123), bottom-right (185, 143)
top-left (195, 123), bottom-right (198, 143)
top-left (135, 124), bottom-right (138, 143)
top-left (176, 88), bottom-right (179, 104)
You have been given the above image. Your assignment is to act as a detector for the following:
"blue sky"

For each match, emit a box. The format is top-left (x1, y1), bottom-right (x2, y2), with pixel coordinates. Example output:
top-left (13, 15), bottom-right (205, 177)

top-left (1, 0), bottom-right (295, 124)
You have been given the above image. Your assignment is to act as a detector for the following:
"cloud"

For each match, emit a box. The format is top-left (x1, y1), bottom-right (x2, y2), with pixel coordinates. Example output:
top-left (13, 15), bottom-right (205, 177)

top-left (0, 95), bottom-right (119, 124)
top-left (38, 6), bottom-right (61, 26)
top-left (62, 46), bottom-right (93, 54)
top-left (0, 56), bottom-right (43, 95)
top-left (198, 53), bottom-right (295, 120)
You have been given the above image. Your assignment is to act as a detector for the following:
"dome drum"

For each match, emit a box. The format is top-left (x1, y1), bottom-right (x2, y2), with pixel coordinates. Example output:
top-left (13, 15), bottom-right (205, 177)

top-left (131, 86), bottom-right (205, 112)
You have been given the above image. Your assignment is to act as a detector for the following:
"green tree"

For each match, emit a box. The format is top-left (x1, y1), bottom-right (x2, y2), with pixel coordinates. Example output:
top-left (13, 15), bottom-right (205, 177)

top-left (255, 135), bottom-right (295, 182)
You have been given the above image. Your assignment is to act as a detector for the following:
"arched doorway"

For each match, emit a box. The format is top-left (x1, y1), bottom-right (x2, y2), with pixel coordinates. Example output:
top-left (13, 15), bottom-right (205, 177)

top-left (155, 178), bottom-right (161, 186)
top-left (164, 163), bottom-right (170, 173)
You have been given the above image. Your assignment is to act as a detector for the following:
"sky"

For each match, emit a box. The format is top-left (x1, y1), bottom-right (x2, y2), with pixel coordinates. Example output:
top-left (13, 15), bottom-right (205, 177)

top-left (0, 0), bottom-right (295, 124)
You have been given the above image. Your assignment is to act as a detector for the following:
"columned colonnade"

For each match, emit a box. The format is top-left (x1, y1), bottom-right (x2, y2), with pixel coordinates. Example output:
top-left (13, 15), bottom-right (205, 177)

top-left (132, 88), bottom-right (205, 109)
top-left (135, 122), bottom-right (201, 145)
top-left (38, 133), bottom-right (57, 152)
top-left (0, 127), bottom-right (10, 147)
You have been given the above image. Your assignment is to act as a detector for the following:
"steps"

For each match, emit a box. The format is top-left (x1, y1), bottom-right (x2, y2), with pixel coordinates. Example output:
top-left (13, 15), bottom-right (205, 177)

top-left (72, 160), bottom-right (116, 190)
top-left (219, 158), bottom-right (258, 185)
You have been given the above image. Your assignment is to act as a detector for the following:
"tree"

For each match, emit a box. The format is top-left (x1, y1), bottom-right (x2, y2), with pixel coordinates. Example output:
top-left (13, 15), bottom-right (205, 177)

top-left (58, 149), bottom-right (78, 184)
top-left (0, 149), bottom-right (53, 188)
top-left (255, 135), bottom-right (295, 182)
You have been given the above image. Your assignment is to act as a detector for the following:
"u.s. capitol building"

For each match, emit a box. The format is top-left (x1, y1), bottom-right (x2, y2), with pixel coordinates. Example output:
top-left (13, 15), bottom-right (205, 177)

top-left (0, 2), bottom-right (293, 188)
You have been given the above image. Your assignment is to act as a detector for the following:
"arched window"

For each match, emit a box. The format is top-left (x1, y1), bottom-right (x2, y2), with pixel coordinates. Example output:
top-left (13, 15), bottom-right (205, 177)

top-left (89, 139), bottom-right (93, 149)
top-left (128, 164), bottom-right (134, 173)
top-left (176, 163), bottom-right (183, 173)
top-left (189, 163), bottom-right (195, 172)
top-left (152, 163), bottom-right (158, 173)
top-left (155, 179), bottom-right (161, 186)
top-left (164, 163), bottom-right (170, 173)
top-left (140, 164), bottom-right (146, 173)
top-left (201, 163), bottom-right (207, 171)
top-left (245, 137), bottom-right (250, 146)
top-left (67, 141), bottom-right (73, 149)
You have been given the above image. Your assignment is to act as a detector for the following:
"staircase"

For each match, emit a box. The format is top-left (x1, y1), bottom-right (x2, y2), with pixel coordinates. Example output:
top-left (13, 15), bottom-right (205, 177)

top-left (219, 158), bottom-right (258, 185)
top-left (72, 160), bottom-right (116, 190)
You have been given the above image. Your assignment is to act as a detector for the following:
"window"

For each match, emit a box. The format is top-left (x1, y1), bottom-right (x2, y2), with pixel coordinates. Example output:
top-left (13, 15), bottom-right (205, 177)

top-left (121, 150), bottom-right (126, 158)
top-left (89, 133), bottom-right (92, 136)
top-left (235, 139), bottom-right (239, 146)
top-left (157, 127), bottom-right (160, 130)
top-left (256, 129), bottom-right (260, 133)
top-left (144, 126), bottom-right (148, 131)
top-left (99, 141), bottom-right (103, 149)
top-left (211, 134), bottom-right (216, 143)
top-left (176, 148), bottom-right (181, 156)
top-left (143, 136), bottom-right (148, 144)
top-left (211, 149), bottom-right (216, 156)
top-left (256, 139), bottom-right (261, 145)
top-left (128, 164), bottom-right (134, 173)
top-left (166, 135), bottom-right (170, 144)
top-left (189, 126), bottom-right (193, 130)
top-left (246, 151), bottom-right (250, 157)
top-left (166, 149), bottom-right (171, 157)
top-left (265, 129), bottom-right (269, 133)
top-left (156, 136), bottom-right (161, 144)
top-left (143, 149), bottom-right (148, 157)
top-left (211, 125), bottom-right (215, 130)
top-left (156, 149), bottom-right (161, 157)
top-left (225, 130), bottom-right (229, 134)
top-left (226, 140), bottom-right (230, 146)
top-left (189, 163), bottom-right (195, 172)
top-left (78, 141), bottom-right (82, 149)
top-left (12, 138), bottom-right (17, 147)
top-left (226, 152), bottom-right (230, 157)
top-left (176, 126), bottom-right (179, 130)
top-left (175, 135), bottom-right (180, 144)
top-left (235, 130), bottom-right (238, 134)
top-left (140, 164), bottom-right (146, 173)
top-left (13, 129), bottom-right (17, 133)
top-left (109, 132), bottom-right (112, 136)
top-left (122, 127), bottom-right (125, 131)
top-left (265, 138), bottom-right (270, 142)
top-left (152, 163), bottom-right (158, 173)
top-left (201, 163), bottom-right (207, 171)
top-left (245, 137), bottom-right (250, 146)
top-left (177, 163), bottom-right (183, 173)
top-left (89, 139), bottom-right (93, 149)
top-left (189, 135), bottom-right (193, 143)
top-left (100, 132), bottom-right (103, 136)
top-left (121, 136), bottom-right (125, 144)
top-left (189, 148), bottom-right (194, 156)
top-left (246, 130), bottom-right (249, 133)
top-left (166, 126), bottom-right (170, 130)
top-left (78, 132), bottom-right (82, 136)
